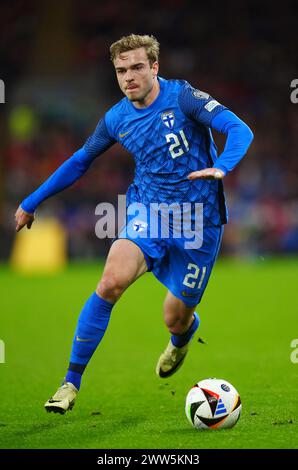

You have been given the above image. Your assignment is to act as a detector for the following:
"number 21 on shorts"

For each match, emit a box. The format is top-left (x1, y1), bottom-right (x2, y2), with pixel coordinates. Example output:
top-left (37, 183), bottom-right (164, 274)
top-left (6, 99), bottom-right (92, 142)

top-left (183, 263), bottom-right (207, 289)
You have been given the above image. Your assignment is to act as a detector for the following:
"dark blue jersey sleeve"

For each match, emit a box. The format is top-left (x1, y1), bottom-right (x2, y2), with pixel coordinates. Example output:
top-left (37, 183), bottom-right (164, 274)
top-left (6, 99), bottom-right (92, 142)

top-left (178, 83), bottom-right (227, 126)
top-left (83, 116), bottom-right (115, 159)
top-left (21, 117), bottom-right (115, 213)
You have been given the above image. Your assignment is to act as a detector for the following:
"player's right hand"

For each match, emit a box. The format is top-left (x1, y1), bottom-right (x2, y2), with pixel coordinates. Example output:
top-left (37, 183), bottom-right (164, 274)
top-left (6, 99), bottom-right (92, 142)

top-left (15, 206), bottom-right (35, 232)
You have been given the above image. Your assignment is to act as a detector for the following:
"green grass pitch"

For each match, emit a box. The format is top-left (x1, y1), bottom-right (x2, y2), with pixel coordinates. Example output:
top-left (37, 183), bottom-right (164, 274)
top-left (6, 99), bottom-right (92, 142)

top-left (0, 258), bottom-right (297, 449)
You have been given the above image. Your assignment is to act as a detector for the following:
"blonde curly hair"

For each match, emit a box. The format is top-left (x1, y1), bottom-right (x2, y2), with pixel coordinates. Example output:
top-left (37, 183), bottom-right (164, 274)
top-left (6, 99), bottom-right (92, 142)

top-left (110, 34), bottom-right (160, 65)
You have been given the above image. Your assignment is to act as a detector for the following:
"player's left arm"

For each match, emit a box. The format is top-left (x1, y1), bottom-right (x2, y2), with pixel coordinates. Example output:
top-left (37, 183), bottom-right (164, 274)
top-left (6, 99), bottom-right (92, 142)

top-left (188, 110), bottom-right (254, 181)
top-left (178, 84), bottom-right (254, 181)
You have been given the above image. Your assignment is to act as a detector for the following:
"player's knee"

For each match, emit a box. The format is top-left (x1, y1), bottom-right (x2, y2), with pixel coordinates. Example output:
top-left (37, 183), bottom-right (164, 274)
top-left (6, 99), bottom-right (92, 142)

top-left (96, 273), bottom-right (127, 303)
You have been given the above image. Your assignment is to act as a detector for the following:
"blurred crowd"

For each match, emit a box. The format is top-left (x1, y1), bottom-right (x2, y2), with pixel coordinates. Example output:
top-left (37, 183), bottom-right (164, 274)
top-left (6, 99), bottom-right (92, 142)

top-left (1, 0), bottom-right (297, 259)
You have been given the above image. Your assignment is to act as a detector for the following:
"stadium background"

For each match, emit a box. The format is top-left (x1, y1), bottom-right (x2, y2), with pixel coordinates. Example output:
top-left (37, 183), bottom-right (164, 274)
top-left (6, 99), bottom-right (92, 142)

top-left (1, 0), bottom-right (297, 259)
top-left (0, 0), bottom-right (297, 451)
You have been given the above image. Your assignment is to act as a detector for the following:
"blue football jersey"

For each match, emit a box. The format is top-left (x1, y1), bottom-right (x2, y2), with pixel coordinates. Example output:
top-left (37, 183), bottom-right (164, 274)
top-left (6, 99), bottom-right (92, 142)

top-left (104, 77), bottom-right (228, 226)
top-left (23, 76), bottom-right (255, 223)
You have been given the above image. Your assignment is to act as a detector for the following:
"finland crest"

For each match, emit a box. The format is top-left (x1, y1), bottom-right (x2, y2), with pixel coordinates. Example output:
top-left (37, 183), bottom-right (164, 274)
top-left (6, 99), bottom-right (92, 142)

top-left (161, 110), bottom-right (175, 129)
top-left (133, 219), bottom-right (148, 232)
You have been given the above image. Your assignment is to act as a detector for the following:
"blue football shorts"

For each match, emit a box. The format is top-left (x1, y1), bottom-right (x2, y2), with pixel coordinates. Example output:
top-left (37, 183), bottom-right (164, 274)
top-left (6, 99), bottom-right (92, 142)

top-left (115, 215), bottom-right (224, 307)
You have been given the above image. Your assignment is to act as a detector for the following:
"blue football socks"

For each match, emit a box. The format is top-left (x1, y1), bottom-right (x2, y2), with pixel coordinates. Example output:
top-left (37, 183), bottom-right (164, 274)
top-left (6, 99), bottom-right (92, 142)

top-left (65, 292), bottom-right (113, 390)
top-left (170, 312), bottom-right (200, 348)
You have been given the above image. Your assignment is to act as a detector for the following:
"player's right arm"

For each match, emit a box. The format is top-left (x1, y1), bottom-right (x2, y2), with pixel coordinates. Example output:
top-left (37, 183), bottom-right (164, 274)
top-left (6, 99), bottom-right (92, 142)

top-left (15, 118), bottom-right (115, 232)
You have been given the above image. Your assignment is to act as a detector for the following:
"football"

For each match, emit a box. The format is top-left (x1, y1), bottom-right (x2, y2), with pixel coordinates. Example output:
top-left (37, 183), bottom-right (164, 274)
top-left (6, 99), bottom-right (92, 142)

top-left (185, 378), bottom-right (242, 430)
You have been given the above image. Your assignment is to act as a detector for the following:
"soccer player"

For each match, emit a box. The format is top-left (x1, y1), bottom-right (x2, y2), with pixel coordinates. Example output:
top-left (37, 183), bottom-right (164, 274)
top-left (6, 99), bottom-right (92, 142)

top-left (15, 34), bottom-right (253, 414)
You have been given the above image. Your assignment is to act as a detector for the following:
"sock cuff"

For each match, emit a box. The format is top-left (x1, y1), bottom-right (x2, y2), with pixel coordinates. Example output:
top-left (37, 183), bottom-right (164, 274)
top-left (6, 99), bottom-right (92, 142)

top-left (191, 311), bottom-right (200, 333)
top-left (170, 311), bottom-right (200, 348)
top-left (93, 292), bottom-right (114, 308)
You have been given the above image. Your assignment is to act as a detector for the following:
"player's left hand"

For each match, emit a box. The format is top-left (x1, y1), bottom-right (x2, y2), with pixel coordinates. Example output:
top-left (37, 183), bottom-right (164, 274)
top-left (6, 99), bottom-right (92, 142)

top-left (187, 168), bottom-right (225, 181)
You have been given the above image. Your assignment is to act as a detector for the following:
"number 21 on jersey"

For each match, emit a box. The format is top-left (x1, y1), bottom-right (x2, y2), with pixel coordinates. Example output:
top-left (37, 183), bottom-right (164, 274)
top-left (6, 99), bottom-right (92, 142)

top-left (166, 130), bottom-right (189, 159)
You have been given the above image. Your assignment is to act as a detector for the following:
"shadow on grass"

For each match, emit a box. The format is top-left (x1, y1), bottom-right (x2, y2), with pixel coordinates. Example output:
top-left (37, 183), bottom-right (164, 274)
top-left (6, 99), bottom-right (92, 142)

top-left (1, 411), bottom-right (145, 447)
